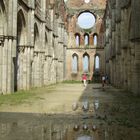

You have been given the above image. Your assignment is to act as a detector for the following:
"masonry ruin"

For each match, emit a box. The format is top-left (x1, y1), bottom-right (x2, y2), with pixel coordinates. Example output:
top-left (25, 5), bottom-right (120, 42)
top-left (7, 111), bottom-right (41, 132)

top-left (0, 0), bottom-right (140, 95)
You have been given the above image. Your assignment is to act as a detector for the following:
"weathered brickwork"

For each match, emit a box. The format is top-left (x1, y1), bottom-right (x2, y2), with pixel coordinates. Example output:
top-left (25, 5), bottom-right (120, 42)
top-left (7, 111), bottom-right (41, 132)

top-left (65, 0), bottom-right (106, 81)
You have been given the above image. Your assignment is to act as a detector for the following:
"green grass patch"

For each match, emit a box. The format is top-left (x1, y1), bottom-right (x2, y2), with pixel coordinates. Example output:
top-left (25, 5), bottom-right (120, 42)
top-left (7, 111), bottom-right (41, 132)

top-left (62, 80), bottom-right (82, 84)
top-left (0, 84), bottom-right (57, 106)
top-left (0, 90), bottom-right (35, 105)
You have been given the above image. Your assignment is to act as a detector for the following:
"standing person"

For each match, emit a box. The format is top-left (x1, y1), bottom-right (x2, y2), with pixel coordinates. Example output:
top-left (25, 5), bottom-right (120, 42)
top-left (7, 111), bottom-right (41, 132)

top-left (105, 74), bottom-right (109, 85)
top-left (82, 74), bottom-right (87, 87)
top-left (102, 74), bottom-right (105, 89)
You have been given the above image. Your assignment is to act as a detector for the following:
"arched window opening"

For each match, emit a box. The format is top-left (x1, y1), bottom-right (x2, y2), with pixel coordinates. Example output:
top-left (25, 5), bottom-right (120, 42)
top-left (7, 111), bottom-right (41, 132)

top-left (0, 0), bottom-right (6, 35)
top-left (84, 34), bottom-right (89, 46)
top-left (93, 34), bottom-right (98, 46)
top-left (17, 10), bottom-right (26, 45)
top-left (83, 53), bottom-right (89, 73)
top-left (75, 34), bottom-right (80, 47)
top-left (95, 55), bottom-right (100, 70)
top-left (72, 54), bottom-right (78, 73)
top-left (34, 23), bottom-right (39, 49)
top-left (45, 33), bottom-right (48, 44)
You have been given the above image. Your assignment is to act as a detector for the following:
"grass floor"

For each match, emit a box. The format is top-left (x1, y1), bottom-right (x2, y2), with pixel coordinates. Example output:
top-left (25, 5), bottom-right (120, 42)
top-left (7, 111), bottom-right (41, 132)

top-left (0, 84), bottom-right (57, 105)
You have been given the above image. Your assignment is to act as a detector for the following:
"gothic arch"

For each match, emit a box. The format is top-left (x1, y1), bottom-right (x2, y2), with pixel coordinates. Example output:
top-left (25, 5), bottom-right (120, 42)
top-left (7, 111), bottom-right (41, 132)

top-left (72, 53), bottom-right (79, 73)
top-left (94, 54), bottom-right (100, 71)
top-left (45, 32), bottom-right (48, 44)
top-left (17, 9), bottom-right (27, 45)
top-left (84, 33), bottom-right (89, 46)
top-left (83, 52), bottom-right (90, 73)
top-left (93, 33), bottom-right (98, 46)
top-left (0, 0), bottom-right (6, 35)
top-left (76, 10), bottom-right (97, 20)
top-left (75, 33), bottom-right (80, 47)
top-left (34, 23), bottom-right (40, 49)
top-left (0, 0), bottom-right (5, 13)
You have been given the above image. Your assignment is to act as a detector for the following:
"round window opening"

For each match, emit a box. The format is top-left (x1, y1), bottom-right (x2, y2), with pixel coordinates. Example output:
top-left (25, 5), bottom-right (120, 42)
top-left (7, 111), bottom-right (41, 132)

top-left (77, 12), bottom-right (96, 29)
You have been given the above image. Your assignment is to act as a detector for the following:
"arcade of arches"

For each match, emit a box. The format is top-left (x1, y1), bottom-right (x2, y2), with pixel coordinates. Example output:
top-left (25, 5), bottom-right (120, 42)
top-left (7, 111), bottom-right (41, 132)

top-left (0, 0), bottom-right (140, 95)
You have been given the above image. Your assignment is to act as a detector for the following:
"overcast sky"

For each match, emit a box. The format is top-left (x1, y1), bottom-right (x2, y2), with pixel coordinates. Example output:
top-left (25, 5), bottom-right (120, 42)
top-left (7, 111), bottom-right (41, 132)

top-left (78, 12), bottom-right (95, 29)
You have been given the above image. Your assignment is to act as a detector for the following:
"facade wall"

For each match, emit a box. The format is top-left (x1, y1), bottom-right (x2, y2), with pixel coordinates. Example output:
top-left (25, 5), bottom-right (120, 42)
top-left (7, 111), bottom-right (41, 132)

top-left (104, 0), bottom-right (140, 95)
top-left (0, 0), bottom-right (67, 94)
top-left (66, 49), bottom-right (104, 81)
top-left (65, 0), bottom-right (106, 81)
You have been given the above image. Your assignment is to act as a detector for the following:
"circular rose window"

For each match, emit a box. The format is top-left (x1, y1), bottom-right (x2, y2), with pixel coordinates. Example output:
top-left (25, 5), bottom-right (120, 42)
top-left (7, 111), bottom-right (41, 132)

top-left (77, 12), bottom-right (96, 29)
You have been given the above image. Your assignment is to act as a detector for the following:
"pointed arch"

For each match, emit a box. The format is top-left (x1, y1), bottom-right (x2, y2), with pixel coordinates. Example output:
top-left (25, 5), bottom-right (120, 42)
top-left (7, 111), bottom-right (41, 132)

top-left (17, 9), bottom-right (27, 45)
top-left (94, 54), bottom-right (100, 71)
top-left (75, 33), bottom-right (80, 47)
top-left (34, 23), bottom-right (40, 49)
top-left (0, 0), bottom-right (6, 35)
top-left (72, 53), bottom-right (79, 73)
top-left (93, 33), bottom-right (98, 46)
top-left (34, 23), bottom-right (39, 40)
top-left (83, 52), bottom-right (90, 73)
top-left (45, 32), bottom-right (48, 44)
top-left (84, 33), bottom-right (89, 46)
top-left (0, 0), bottom-right (5, 13)
top-left (45, 32), bottom-right (48, 55)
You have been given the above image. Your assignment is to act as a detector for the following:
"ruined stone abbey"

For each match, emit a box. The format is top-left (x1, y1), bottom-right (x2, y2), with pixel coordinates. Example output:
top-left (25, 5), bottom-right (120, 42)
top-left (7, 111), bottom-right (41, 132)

top-left (0, 0), bottom-right (140, 95)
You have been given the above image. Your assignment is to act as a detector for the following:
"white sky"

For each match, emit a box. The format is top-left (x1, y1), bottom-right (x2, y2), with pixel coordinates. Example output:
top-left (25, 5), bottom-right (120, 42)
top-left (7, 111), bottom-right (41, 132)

top-left (78, 12), bottom-right (95, 29)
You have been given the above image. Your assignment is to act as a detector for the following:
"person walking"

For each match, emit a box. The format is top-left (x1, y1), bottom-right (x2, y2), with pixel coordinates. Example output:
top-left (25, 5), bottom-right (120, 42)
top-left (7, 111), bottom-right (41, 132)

top-left (102, 74), bottom-right (105, 90)
top-left (82, 74), bottom-right (87, 87)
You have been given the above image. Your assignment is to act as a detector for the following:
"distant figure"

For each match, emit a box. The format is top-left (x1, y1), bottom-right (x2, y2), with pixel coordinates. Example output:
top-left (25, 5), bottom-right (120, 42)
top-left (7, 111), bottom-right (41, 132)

top-left (105, 74), bottom-right (109, 85)
top-left (102, 75), bottom-right (105, 89)
top-left (82, 74), bottom-right (87, 87)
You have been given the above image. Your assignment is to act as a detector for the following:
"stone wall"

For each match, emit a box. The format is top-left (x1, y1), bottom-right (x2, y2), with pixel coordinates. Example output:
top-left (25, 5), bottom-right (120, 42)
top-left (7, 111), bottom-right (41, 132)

top-left (65, 0), bottom-right (106, 81)
top-left (0, 0), bottom-right (67, 94)
top-left (104, 0), bottom-right (140, 95)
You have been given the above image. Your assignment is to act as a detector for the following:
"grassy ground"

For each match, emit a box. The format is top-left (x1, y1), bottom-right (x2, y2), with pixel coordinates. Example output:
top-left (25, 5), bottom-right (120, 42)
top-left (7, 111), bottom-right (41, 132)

top-left (62, 80), bottom-right (82, 84)
top-left (0, 84), bottom-right (57, 106)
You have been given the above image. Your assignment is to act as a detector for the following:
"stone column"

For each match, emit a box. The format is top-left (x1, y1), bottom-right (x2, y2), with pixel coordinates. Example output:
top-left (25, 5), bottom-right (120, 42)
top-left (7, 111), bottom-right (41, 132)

top-left (63, 45), bottom-right (67, 80)
top-left (133, 42), bottom-right (140, 95)
top-left (79, 53), bottom-right (83, 74)
top-left (7, 38), bottom-right (12, 93)
top-left (0, 40), bottom-right (3, 94)
top-left (79, 34), bottom-right (83, 47)
top-left (89, 34), bottom-right (93, 46)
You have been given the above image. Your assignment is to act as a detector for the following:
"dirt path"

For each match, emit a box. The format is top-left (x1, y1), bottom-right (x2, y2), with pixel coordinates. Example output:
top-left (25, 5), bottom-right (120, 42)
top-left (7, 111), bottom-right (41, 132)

top-left (0, 83), bottom-right (90, 113)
